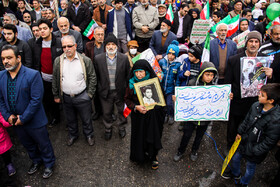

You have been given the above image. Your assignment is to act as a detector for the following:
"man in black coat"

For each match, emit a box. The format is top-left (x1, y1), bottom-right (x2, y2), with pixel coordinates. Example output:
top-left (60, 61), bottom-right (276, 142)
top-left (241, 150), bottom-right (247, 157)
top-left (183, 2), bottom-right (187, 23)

top-left (171, 4), bottom-right (192, 44)
top-left (224, 31), bottom-right (273, 153)
top-left (94, 33), bottom-right (130, 140)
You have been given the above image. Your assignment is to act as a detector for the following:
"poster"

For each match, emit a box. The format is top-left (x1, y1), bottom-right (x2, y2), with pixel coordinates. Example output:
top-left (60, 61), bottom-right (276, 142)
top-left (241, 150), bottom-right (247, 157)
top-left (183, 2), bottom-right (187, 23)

top-left (240, 57), bottom-right (272, 98)
top-left (132, 48), bottom-right (164, 81)
top-left (190, 20), bottom-right (211, 44)
top-left (232, 30), bottom-right (250, 49)
top-left (175, 85), bottom-right (231, 121)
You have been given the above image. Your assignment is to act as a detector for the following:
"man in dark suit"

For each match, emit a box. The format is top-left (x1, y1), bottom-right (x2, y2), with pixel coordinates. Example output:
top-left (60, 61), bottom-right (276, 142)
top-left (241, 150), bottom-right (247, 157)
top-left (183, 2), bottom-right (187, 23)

top-left (0, 45), bottom-right (55, 179)
top-left (94, 33), bottom-right (130, 140)
top-left (171, 3), bottom-right (192, 44)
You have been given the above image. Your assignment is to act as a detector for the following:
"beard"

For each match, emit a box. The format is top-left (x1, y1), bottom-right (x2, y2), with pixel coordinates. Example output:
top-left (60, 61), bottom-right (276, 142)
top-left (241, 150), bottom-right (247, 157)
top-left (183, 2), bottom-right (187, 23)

top-left (60, 28), bottom-right (69, 34)
top-left (272, 37), bottom-right (280, 44)
top-left (5, 62), bottom-right (19, 71)
top-left (106, 48), bottom-right (117, 56)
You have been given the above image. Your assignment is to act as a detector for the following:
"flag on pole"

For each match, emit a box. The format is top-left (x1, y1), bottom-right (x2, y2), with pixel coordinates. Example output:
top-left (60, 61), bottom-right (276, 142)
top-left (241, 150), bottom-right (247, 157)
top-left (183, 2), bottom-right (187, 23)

top-left (200, 1), bottom-right (210, 20)
top-left (201, 32), bottom-right (210, 63)
top-left (266, 16), bottom-right (280, 29)
top-left (123, 104), bottom-right (131, 118)
top-left (83, 19), bottom-right (98, 40)
top-left (210, 15), bottom-right (231, 36)
top-left (166, 4), bottom-right (174, 24)
top-left (226, 15), bottom-right (240, 37)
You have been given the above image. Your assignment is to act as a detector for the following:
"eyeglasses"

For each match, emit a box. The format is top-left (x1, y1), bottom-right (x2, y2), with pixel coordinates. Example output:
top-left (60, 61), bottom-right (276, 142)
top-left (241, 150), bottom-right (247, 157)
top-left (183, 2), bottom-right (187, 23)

top-left (62, 45), bottom-right (75, 49)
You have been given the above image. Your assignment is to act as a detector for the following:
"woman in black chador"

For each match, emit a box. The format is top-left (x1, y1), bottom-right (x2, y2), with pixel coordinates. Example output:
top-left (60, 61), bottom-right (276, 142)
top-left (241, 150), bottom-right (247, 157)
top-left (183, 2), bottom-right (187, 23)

top-left (124, 59), bottom-right (165, 170)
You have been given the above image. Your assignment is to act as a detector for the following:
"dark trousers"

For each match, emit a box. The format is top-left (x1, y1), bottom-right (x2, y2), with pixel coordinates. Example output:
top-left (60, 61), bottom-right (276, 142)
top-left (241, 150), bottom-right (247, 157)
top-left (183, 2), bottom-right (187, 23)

top-left (14, 125), bottom-right (55, 168)
top-left (135, 35), bottom-right (151, 52)
top-left (227, 113), bottom-right (246, 149)
top-left (178, 122), bottom-right (208, 154)
top-left (166, 94), bottom-right (174, 116)
top-left (43, 80), bottom-right (60, 121)
top-left (99, 90), bottom-right (127, 132)
top-left (1, 150), bottom-right (12, 166)
top-left (63, 91), bottom-right (94, 138)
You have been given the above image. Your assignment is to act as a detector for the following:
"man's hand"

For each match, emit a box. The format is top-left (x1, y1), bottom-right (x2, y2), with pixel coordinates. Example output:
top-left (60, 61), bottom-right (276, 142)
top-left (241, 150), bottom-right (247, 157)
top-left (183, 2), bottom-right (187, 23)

top-left (15, 115), bottom-right (23, 126)
top-left (156, 55), bottom-right (163, 61)
top-left (184, 70), bottom-right (191, 77)
top-left (72, 25), bottom-right (81, 32)
top-left (141, 26), bottom-right (149, 33)
top-left (54, 98), bottom-right (61, 103)
top-left (8, 114), bottom-right (16, 125)
top-left (229, 93), bottom-right (233, 100)
top-left (136, 105), bottom-right (147, 114)
top-left (172, 95), bottom-right (176, 102)
top-left (262, 67), bottom-right (273, 79)
top-left (235, 134), bottom-right (241, 141)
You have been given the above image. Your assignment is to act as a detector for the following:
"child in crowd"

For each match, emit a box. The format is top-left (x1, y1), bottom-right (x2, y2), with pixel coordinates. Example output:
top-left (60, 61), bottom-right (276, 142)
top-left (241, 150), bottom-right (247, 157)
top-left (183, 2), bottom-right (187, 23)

top-left (174, 61), bottom-right (220, 162)
top-left (159, 40), bottom-right (181, 125)
top-left (0, 112), bottom-right (16, 176)
top-left (252, 3), bottom-right (263, 22)
top-left (222, 83), bottom-right (280, 186)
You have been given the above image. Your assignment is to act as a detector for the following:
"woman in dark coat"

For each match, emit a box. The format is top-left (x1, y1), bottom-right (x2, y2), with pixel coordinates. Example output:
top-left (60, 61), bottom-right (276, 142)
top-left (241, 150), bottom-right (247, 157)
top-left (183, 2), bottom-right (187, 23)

top-left (124, 59), bottom-right (165, 170)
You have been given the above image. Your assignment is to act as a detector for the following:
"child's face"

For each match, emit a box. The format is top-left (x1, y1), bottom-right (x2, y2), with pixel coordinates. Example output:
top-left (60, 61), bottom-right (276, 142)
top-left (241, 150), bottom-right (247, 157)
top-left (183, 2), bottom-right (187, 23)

top-left (188, 53), bottom-right (199, 63)
top-left (202, 72), bottom-right (214, 83)
top-left (135, 70), bottom-right (146, 80)
top-left (168, 53), bottom-right (176, 61)
top-left (144, 89), bottom-right (153, 99)
top-left (258, 90), bottom-right (270, 104)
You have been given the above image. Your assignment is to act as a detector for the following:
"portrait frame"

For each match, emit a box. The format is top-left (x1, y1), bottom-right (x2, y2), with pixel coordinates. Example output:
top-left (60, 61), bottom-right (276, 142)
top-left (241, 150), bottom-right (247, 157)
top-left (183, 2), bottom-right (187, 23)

top-left (134, 77), bottom-right (166, 110)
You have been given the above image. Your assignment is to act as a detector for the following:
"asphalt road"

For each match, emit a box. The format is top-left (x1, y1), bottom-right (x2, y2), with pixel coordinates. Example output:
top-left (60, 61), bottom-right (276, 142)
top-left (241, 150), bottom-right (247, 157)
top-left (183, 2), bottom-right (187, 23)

top-left (0, 115), bottom-right (278, 187)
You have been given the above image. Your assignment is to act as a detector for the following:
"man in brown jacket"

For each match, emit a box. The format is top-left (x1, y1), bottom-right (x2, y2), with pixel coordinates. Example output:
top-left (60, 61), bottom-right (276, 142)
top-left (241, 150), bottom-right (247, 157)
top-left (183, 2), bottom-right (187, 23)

top-left (92, 0), bottom-right (113, 31)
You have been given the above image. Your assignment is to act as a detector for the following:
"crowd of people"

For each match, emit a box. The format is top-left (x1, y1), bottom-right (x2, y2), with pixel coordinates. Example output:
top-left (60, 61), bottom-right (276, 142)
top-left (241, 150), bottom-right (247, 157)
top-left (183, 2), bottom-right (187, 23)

top-left (0, 0), bottom-right (280, 186)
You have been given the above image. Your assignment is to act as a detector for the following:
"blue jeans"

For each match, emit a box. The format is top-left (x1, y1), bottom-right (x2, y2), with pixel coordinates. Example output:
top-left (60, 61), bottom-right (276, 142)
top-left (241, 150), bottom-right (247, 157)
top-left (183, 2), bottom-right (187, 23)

top-left (231, 151), bottom-right (257, 185)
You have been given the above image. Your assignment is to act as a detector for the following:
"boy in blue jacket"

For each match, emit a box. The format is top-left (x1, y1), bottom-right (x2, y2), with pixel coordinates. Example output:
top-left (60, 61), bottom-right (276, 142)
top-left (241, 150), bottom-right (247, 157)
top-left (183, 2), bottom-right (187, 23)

top-left (159, 40), bottom-right (181, 125)
top-left (222, 83), bottom-right (280, 186)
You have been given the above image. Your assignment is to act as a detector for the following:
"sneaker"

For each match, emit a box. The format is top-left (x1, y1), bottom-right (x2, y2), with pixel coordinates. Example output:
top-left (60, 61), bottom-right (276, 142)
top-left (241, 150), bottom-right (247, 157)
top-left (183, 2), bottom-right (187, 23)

top-left (190, 151), bottom-right (198, 162)
top-left (152, 161), bottom-right (159, 170)
top-left (168, 116), bottom-right (174, 125)
top-left (7, 163), bottom-right (16, 176)
top-left (173, 152), bottom-right (183, 162)
top-left (43, 167), bottom-right (53, 179)
top-left (178, 123), bottom-right (184, 131)
top-left (221, 170), bottom-right (241, 180)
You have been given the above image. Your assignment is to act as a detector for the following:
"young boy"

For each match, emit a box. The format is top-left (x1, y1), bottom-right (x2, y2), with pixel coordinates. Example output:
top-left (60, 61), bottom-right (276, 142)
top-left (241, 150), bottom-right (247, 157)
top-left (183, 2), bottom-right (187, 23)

top-left (174, 61), bottom-right (219, 162)
top-left (222, 83), bottom-right (280, 186)
top-left (159, 40), bottom-right (181, 125)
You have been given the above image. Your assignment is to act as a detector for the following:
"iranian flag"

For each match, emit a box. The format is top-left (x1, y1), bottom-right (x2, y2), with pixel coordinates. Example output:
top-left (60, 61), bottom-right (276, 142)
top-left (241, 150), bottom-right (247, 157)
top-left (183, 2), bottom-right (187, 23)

top-left (201, 32), bottom-right (210, 63)
top-left (166, 4), bottom-right (174, 24)
top-left (83, 19), bottom-right (98, 40)
top-left (273, 17), bottom-right (280, 25)
top-left (210, 15), bottom-right (231, 36)
top-left (226, 15), bottom-right (240, 37)
top-left (200, 1), bottom-right (210, 20)
top-left (123, 104), bottom-right (131, 118)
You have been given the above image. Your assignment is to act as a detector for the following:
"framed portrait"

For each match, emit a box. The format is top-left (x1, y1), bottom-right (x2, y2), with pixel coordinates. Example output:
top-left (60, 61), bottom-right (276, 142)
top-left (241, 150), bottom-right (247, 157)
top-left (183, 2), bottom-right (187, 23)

top-left (134, 77), bottom-right (166, 110)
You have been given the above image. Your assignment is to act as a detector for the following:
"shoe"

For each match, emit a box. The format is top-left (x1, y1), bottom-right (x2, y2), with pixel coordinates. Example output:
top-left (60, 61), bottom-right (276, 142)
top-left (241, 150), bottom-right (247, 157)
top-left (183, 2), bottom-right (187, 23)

top-left (164, 115), bottom-right (169, 124)
top-left (42, 167), bottom-right (53, 179)
top-left (190, 151), bottom-right (198, 162)
top-left (221, 170), bottom-right (241, 180)
top-left (27, 163), bottom-right (41, 175)
top-left (119, 129), bottom-right (126, 139)
top-left (152, 161), bottom-right (159, 170)
top-left (87, 136), bottom-right (95, 146)
top-left (168, 116), bottom-right (174, 125)
top-left (173, 152), bottom-right (183, 162)
top-left (178, 123), bottom-right (184, 131)
top-left (105, 131), bottom-right (112, 140)
top-left (7, 163), bottom-right (16, 176)
top-left (48, 118), bottom-right (60, 128)
top-left (92, 112), bottom-right (100, 120)
top-left (67, 137), bottom-right (78, 146)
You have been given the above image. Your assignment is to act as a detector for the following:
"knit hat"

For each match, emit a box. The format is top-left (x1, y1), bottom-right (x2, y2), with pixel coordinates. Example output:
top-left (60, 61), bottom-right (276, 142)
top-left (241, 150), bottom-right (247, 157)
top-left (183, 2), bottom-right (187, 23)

top-left (234, 0), bottom-right (243, 5)
top-left (127, 40), bottom-right (139, 48)
top-left (162, 19), bottom-right (172, 27)
top-left (245, 31), bottom-right (262, 47)
top-left (104, 33), bottom-right (118, 46)
top-left (188, 45), bottom-right (203, 60)
top-left (158, 4), bottom-right (167, 9)
top-left (166, 40), bottom-right (180, 57)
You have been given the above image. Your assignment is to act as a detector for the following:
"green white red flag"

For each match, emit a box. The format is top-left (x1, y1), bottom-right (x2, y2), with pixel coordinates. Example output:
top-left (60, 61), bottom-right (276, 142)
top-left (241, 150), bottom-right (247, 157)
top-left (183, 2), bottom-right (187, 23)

top-left (200, 1), bottom-right (210, 20)
top-left (165, 4), bottom-right (174, 24)
top-left (83, 19), bottom-right (98, 40)
top-left (226, 15), bottom-right (240, 37)
top-left (201, 32), bottom-right (210, 63)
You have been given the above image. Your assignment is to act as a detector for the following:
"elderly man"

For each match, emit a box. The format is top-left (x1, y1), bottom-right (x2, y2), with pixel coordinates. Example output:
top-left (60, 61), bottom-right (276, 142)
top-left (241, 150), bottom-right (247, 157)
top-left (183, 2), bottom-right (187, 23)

top-left (155, 4), bottom-right (167, 30)
top-left (93, 0), bottom-right (113, 30)
top-left (224, 31), bottom-right (273, 154)
top-left (229, 0), bottom-right (243, 18)
top-left (52, 35), bottom-right (96, 146)
top-left (3, 13), bottom-right (32, 42)
top-left (210, 23), bottom-right (237, 83)
top-left (149, 19), bottom-right (177, 61)
top-left (259, 25), bottom-right (280, 83)
top-left (60, 0), bottom-right (68, 17)
top-left (0, 45), bottom-right (55, 179)
top-left (94, 33), bottom-right (130, 140)
top-left (0, 24), bottom-right (32, 70)
top-left (132, 0), bottom-right (159, 52)
top-left (53, 17), bottom-right (83, 53)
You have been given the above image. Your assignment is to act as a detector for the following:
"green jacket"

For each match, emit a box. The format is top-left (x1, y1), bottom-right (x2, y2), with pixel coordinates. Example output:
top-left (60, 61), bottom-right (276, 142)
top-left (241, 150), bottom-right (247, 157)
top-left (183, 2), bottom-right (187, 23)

top-left (52, 53), bottom-right (97, 99)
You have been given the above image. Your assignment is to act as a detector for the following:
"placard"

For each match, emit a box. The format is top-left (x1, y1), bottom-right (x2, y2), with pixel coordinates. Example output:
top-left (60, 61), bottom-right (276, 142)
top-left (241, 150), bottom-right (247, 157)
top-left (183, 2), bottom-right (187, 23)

top-left (190, 20), bottom-right (211, 44)
top-left (232, 30), bottom-right (250, 49)
top-left (175, 85), bottom-right (231, 121)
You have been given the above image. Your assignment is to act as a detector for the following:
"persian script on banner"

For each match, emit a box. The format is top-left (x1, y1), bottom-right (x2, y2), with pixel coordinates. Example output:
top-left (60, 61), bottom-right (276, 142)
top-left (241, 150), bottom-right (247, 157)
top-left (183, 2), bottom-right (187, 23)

top-left (190, 20), bottom-right (210, 44)
top-left (175, 85), bottom-right (231, 121)
top-left (240, 57), bottom-right (273, 98)
top-left (132, 48), bottom-right (164, 81)
top-left (232, 30), bottom-right (250, 49)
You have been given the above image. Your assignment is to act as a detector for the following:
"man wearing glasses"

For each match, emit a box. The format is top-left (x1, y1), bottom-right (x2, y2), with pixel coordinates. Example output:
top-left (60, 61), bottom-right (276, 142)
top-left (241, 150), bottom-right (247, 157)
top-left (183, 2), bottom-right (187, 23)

top-left (52, 35), bottom-right (97, 146)
top-left (171, 4), bottom-right (192, 44)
